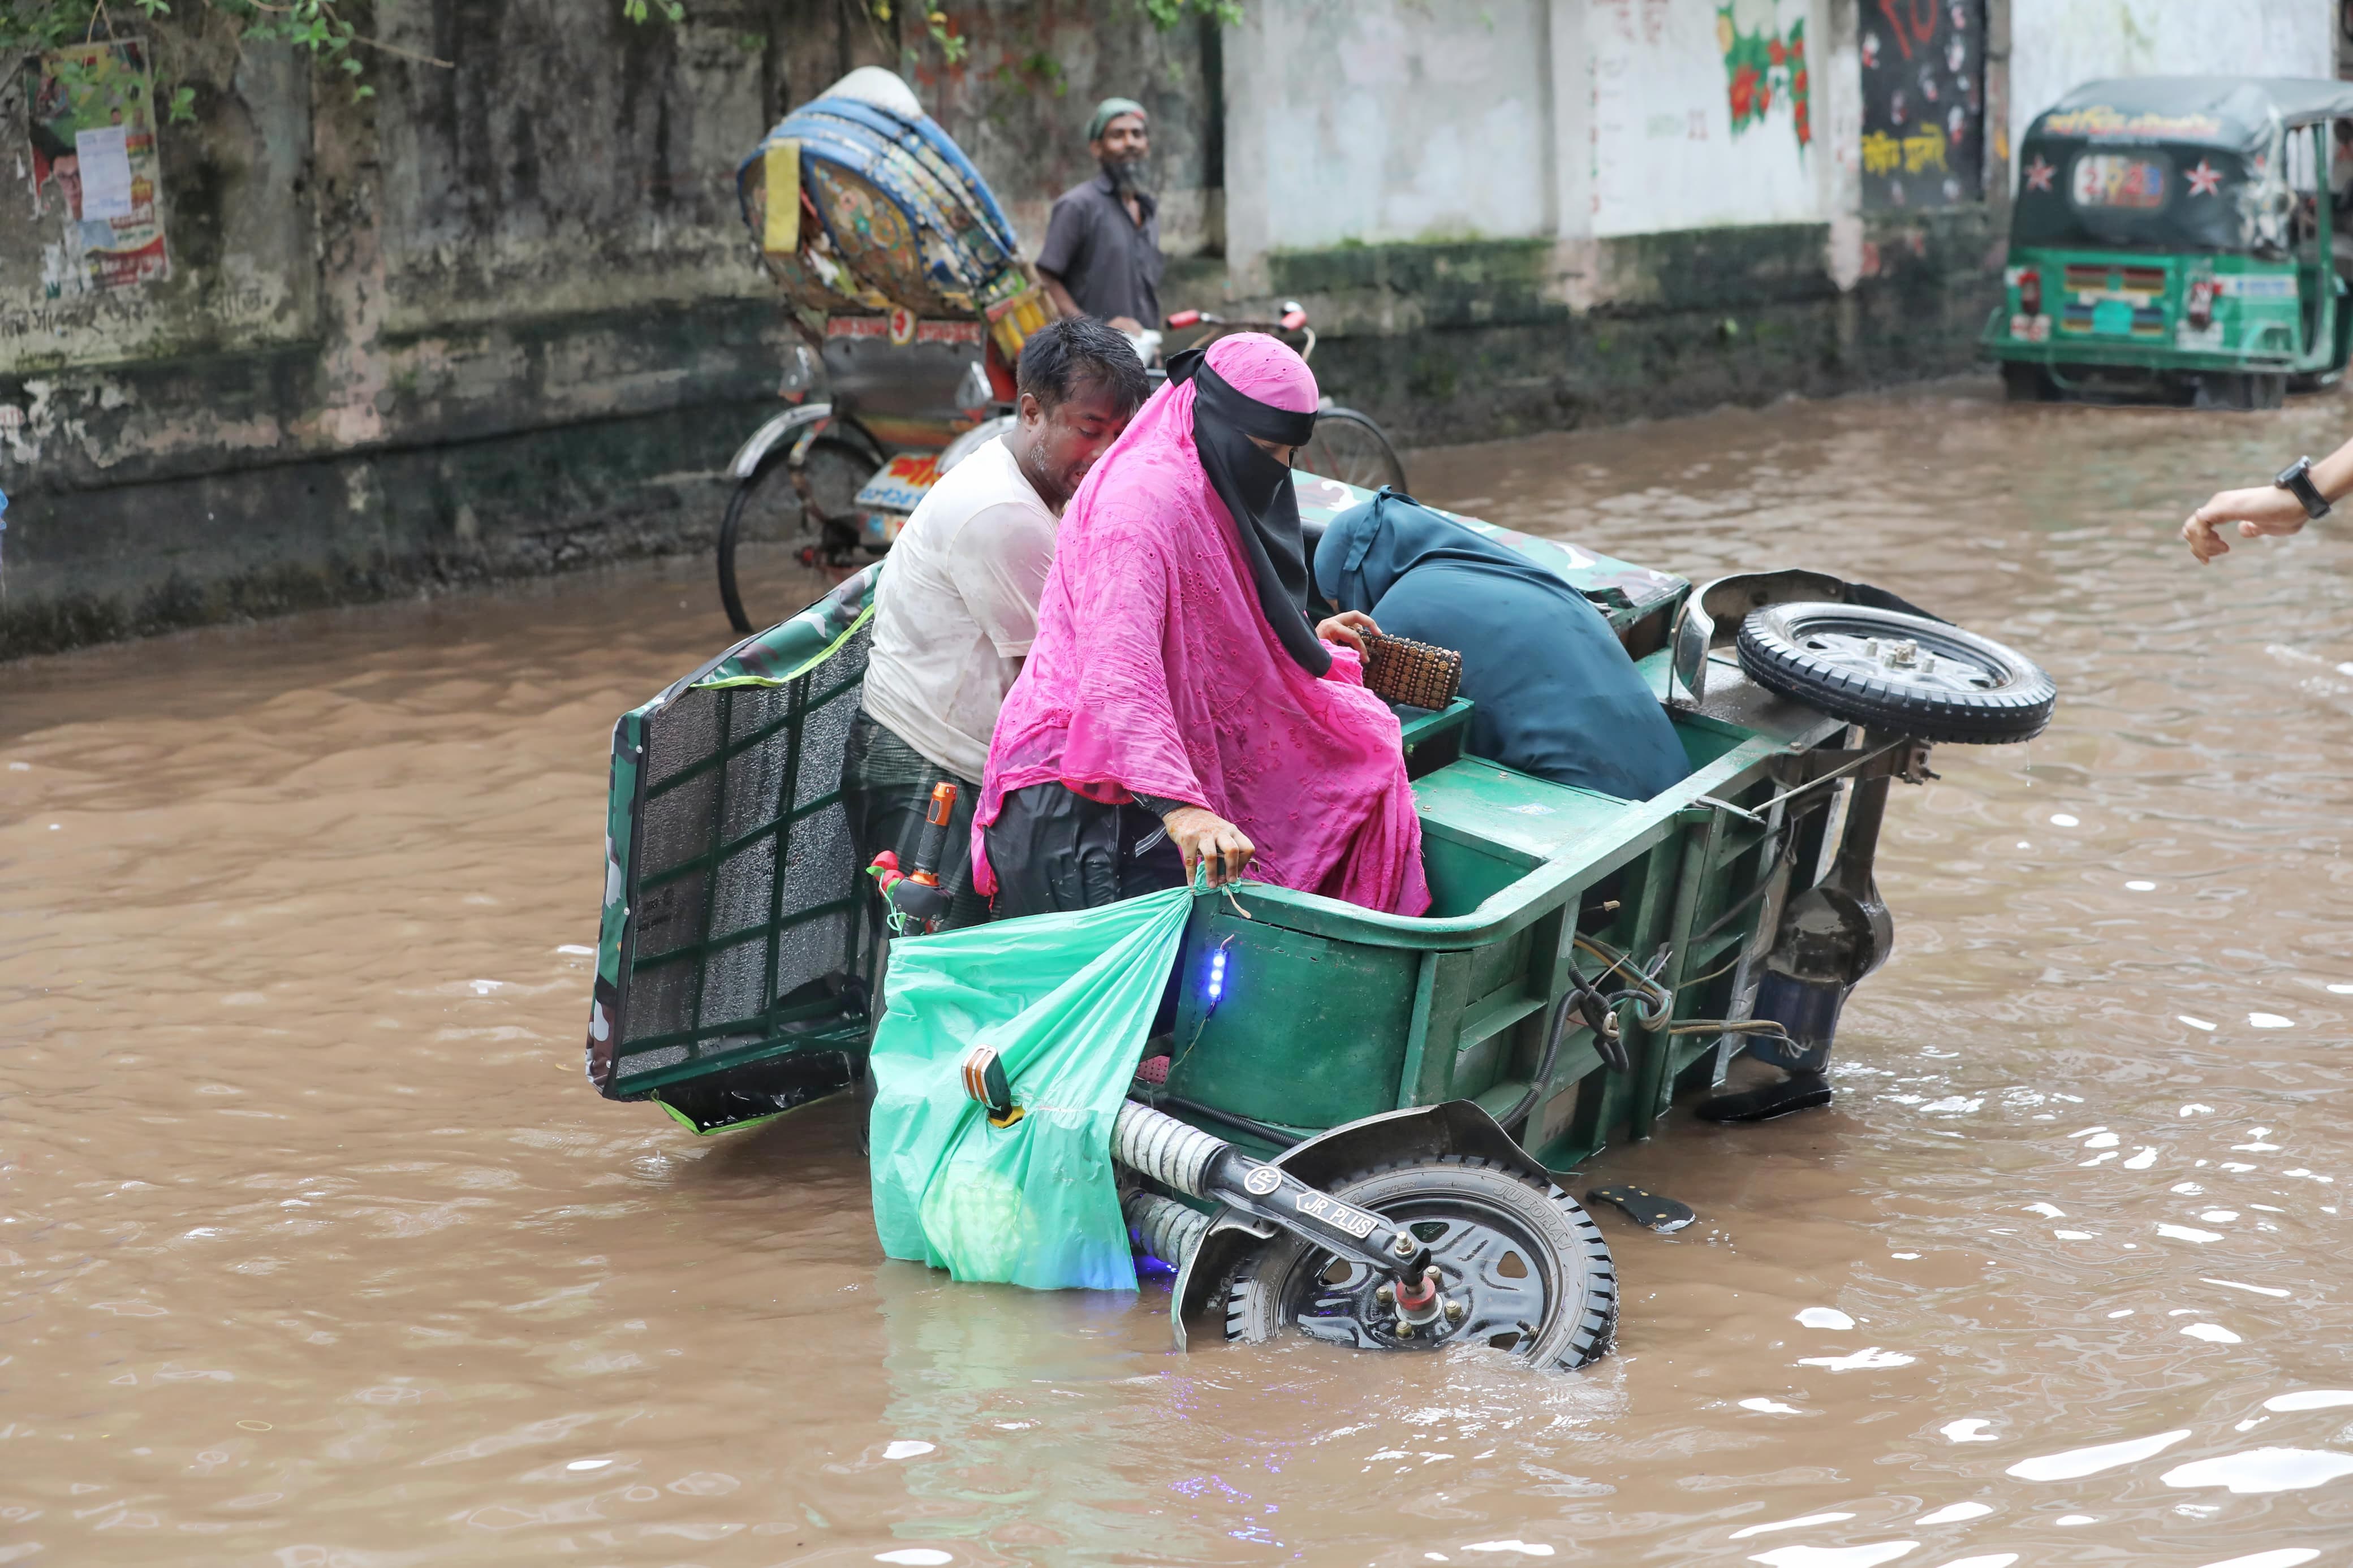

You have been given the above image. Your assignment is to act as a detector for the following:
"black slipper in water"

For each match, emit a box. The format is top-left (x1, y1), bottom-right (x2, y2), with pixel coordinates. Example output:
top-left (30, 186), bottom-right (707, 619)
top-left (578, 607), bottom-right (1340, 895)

top-left (1695, 1070), bottom-right (1833, 1124)
top-left (1584, 1185), bottom-right (1697, 1232)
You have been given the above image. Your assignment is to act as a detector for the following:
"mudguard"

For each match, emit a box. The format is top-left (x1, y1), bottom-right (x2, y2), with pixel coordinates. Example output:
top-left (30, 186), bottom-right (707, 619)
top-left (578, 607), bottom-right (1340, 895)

top-left (1165, 1099), bottom-right (1546, 1350)
top-left (727, 403), bottom-right (835, 480)
top-left (1667, 568), bottom-right (1949, 711)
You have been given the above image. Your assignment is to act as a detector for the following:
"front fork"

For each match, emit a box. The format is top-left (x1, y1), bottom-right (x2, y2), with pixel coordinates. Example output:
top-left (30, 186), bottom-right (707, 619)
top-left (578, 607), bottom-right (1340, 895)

top-left (966, 1042), bottom-right (1468, 1337)
top-left (1109, 1101), bottom-right (1456, 1334)
top-left (1747, 735), bottom-right (1920, 1072)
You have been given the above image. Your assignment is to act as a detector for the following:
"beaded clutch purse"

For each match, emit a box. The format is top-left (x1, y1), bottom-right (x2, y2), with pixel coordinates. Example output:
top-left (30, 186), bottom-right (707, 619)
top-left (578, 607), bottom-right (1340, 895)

top-left (1361, 632), bottom-right (1463, 710)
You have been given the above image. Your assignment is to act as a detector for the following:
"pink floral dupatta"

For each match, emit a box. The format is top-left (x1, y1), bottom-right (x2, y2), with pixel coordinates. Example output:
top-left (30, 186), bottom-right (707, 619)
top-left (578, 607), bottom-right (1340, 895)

top-left (972, 334), bottom-right (1430, 916)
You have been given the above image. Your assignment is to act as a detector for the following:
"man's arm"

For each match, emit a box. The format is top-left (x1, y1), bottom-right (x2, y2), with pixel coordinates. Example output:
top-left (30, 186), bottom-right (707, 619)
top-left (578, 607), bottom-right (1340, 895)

top-left (1037, 269), bottom-right (1083, 321)
top-left (2182, 434), bottom-right (2353, 563)
top-left (1034, 196), bottom-right (1088, 321)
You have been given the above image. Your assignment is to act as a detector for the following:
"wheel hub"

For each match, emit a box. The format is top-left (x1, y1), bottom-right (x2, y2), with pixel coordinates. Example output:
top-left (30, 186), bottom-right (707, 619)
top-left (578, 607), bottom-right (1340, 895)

top-left (1799, 628), bottom-right (2001, 696)
top-left (1281, 1205), bottom-right (1553, 1354)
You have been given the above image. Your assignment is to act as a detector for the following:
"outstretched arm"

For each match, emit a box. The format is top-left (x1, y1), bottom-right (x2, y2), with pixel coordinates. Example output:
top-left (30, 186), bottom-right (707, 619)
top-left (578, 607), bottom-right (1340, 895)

top-left (2183, 436), bottom-right (2353, 563)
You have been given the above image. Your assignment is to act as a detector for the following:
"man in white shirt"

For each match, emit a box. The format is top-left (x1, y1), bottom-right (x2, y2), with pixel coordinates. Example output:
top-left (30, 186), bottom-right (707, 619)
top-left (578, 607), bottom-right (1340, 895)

top-left (845, 317), bottom-right (1149, 926)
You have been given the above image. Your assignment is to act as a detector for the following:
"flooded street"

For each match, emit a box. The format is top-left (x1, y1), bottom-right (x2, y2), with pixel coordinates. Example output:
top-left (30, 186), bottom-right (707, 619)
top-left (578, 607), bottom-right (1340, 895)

top-left (8, 379), bottom-right (2353, 1567)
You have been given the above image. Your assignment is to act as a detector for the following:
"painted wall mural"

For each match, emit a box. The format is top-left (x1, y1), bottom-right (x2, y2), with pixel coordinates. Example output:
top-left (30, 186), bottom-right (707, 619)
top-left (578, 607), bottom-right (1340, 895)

top-left (1717, 3), bottom-right (1811, 149)
top-left (1860, 0), bottom-right (1986, 209)
top-left (1592, 0), bottom-right (1824, 237)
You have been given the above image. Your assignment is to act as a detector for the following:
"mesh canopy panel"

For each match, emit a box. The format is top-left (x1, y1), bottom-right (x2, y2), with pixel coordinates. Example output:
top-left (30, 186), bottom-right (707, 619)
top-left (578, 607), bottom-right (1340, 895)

top-left (602, 613), bottom-right (878, 1094)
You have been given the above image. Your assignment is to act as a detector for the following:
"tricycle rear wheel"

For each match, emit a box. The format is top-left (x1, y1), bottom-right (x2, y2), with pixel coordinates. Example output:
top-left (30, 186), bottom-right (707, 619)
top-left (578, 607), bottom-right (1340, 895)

top-left (1219, 1156), bottom-right (1618, 1371)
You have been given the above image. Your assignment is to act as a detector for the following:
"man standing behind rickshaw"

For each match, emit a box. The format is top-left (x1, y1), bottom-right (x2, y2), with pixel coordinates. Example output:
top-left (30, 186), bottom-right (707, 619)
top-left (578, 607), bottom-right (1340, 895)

top-left (1036, 98), bottom-right (1162, 333)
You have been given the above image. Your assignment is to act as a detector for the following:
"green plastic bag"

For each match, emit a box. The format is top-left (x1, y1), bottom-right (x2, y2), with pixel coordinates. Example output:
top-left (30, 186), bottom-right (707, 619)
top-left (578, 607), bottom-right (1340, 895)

top-left (868, 885), bottom-right (1193, 1291)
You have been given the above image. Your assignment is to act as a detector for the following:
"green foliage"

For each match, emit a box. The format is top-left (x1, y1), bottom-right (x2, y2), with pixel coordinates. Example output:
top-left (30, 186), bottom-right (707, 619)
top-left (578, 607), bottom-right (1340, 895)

top-left (1139, 0), bottom-right (1242, 28)
top-left (996, 50), bottom-right (1065, 97)
top-left (867, 4), bottom-right (965, 64)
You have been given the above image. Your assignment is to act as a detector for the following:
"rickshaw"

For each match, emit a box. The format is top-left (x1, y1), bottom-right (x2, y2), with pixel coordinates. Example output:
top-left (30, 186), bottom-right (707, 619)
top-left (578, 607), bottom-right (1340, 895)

top-left (1985, 77), bottom-right (2353, 407)
top-left (714, 69), bottom-right (1407, 634)
top-left (582, 473), bottom-right (2056, 1371)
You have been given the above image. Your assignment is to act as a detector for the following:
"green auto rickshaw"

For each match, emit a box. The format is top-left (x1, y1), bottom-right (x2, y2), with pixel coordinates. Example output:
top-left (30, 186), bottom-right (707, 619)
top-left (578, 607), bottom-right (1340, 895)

top-left (1986, 76), bottom-right (2353, 407)
top-left (581, 473), bottom-right (2058, 1372)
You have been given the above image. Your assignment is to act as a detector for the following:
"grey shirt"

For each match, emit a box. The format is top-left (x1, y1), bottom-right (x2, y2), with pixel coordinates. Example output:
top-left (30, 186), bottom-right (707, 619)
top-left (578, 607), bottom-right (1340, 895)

top-left (1036, 170), bottom-right (1162, 325)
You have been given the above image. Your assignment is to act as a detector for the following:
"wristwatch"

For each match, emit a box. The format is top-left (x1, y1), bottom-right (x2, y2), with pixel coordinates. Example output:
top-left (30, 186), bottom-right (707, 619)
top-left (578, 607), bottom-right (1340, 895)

top-left (2276, 456), bottom-right (2332, 519)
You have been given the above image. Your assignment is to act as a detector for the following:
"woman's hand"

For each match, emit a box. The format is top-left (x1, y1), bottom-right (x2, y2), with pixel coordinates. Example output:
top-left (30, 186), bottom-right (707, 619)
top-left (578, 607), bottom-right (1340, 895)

top-left (1162, 805), bottom-right (1255, 889)
top-left (1315, 610), bottom-right (1380, 654)
top-left (2182, 485), bottom-right (2312, 564)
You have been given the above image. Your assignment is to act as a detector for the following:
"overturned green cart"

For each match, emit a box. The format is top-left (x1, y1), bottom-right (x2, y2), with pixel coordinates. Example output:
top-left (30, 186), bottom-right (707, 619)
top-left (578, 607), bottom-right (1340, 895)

top-left (584, 473), bottom-right (2053, 1370)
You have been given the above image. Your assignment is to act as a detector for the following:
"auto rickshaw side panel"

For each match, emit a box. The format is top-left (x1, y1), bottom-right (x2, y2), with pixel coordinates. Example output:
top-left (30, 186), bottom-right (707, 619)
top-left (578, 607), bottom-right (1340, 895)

top-left (1153, 679), bottom-right (1840, 1173)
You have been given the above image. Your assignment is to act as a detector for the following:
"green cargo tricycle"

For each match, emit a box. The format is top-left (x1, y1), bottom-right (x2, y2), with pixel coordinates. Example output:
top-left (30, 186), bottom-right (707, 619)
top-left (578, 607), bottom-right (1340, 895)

top-left (583, 474), bottom-right (2055, 1370)
top-left (1986, 76), bottom-right (2353, 407)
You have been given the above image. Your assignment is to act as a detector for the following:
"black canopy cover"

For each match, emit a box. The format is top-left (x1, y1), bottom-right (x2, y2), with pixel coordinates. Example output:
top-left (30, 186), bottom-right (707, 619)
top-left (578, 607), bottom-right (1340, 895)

top-left (2013, 78), bottom-right (2353, 253)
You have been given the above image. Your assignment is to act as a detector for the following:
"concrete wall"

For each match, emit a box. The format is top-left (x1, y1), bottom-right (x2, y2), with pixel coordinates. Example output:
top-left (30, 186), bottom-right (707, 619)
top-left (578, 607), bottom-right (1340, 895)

top-left (1217, 0), bottom-right (1978, 446)
top-left (1588, 0), bottom-right (1835, 235)
top-left (0, 1), bottom-right (1217, 659)
top-left (2008, 0), bottom-right (2336, 178)
top-left (8, 0), bottom-right (2338, 659)
top-left (1224, 0), bottom-right (1555, 262)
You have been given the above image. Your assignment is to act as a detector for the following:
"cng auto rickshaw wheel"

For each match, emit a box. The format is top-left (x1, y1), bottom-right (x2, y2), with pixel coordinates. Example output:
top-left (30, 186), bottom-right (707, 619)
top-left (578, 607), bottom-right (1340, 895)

top-left (1999, 362), bottom-right (2056, 403)
top-left (1735, 602), bottom-right (2057, 745)
top-left (1220, 1156), bottom-right (1618, 1371)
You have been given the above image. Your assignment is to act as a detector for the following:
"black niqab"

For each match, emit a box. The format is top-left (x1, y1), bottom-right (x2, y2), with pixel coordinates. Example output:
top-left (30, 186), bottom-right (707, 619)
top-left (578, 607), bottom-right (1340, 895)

top-left (1166, 347), bottom-right (1329, 676)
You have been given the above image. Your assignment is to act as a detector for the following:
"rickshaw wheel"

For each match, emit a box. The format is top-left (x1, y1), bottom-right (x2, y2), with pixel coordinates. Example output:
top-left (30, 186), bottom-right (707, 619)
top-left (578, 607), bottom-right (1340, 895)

top-left (1736, 601), bottom-right (2057, 745)
top-left (716, 436), bottom-right (878, 633)
top-left (1299, 408), bottom-right (1409, 493)
top-left (1219, 1156), bottom-right (1618, 1371)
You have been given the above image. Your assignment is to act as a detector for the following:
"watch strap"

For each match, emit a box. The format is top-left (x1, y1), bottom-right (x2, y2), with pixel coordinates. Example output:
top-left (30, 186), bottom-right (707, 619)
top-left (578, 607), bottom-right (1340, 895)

top-left (2277, 456), bottom-right (2332, 519)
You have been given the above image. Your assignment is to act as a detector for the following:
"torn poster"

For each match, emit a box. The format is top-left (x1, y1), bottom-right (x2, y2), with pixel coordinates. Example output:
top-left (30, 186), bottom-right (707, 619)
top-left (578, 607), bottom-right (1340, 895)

top-left (29, 40), bottom-right (170, 295)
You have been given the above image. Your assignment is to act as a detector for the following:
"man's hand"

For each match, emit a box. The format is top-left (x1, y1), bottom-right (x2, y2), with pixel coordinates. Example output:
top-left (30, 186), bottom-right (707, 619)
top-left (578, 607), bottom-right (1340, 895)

top-left (1162, 805), bottom-right (1253, 889)
top-left (1107, 315), bottom-right (1145, 334)
top-left (2182, 485), bottom-right (2311, 564)
top-left (1315, 610), bottom-right (1380, 654)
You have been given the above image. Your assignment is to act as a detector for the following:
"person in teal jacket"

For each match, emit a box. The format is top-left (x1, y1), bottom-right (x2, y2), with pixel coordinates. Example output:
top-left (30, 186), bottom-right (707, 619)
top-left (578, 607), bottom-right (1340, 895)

top-left (1313, 489), bottom-right (1687, 801)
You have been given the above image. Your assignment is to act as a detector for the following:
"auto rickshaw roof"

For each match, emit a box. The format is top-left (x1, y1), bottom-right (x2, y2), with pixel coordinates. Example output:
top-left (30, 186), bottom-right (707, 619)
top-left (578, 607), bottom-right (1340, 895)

top-left (2029, 77), bottom-right (2353, 152)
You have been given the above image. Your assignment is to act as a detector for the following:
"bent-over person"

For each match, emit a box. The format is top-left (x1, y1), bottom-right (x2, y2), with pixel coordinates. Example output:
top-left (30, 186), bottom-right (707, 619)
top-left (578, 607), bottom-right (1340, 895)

top-left (844, 318), bottom-right (1148, 927)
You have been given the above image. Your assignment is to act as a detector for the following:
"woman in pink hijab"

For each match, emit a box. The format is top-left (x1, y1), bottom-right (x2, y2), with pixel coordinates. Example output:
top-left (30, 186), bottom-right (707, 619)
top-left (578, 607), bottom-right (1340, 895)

top-left (972, 332), bottom-right (1430, 918)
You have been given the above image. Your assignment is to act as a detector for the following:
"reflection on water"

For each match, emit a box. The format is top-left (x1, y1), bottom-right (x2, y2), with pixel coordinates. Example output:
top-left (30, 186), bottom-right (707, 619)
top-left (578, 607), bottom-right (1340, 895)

top-left (5, 380), bottom-right (2352, 1565)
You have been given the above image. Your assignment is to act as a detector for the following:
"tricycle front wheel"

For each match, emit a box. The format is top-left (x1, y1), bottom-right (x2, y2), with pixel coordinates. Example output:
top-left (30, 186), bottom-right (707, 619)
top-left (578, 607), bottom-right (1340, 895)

top-left (1219, 1155), bottom-right (1618, 1371)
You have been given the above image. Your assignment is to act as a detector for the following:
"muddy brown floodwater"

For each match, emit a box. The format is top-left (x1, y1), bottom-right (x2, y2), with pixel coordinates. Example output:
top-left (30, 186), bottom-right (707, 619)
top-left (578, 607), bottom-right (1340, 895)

top-left (7, 381), bottom-right (2353, 1568)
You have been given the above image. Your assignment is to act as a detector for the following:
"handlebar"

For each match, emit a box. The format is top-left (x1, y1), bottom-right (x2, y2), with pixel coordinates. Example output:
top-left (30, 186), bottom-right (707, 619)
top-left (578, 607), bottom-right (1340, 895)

top-left (1163, 300), bottom-right (1316, 360)
top-left (1167, 299), bottom-right (1309, 332)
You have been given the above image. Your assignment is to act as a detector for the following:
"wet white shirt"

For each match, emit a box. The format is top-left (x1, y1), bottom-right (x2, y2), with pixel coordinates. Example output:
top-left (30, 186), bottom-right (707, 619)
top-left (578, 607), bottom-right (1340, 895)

top-left (860, 435), bottom-right (1058, 784)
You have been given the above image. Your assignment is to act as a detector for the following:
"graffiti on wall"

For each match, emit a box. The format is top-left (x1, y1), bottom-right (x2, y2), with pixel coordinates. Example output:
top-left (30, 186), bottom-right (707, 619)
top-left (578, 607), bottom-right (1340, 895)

top-left (1716, 3), bottom-right (1811, 149)
top-left (1592, 0), bottom-right (1823, 236)
top-left (1860, 0), bottom-right (1985, 208)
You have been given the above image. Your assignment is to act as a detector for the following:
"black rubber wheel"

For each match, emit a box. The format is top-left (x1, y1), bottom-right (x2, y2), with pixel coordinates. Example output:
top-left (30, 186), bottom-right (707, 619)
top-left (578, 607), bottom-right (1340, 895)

top-left (1300, 407), bottom-right (1408, 493)
top-left (1735, 601), bottom-right (2056, 744)
top-left (716, 435), bottom-right (878, 634)
top-left (1220, 1155), bottom-right (1618, 1371)
top-left (2196, 371), bottom-right (2290, 412)
top-left (1999, 361), bottom-right (2055, 403)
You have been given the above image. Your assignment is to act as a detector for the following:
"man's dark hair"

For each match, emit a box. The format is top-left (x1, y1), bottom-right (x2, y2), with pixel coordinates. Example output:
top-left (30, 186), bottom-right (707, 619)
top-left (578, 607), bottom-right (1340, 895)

top-left (1015, 316), bottom-right (1149, 416)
